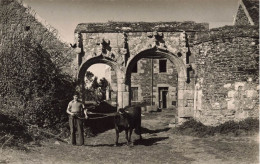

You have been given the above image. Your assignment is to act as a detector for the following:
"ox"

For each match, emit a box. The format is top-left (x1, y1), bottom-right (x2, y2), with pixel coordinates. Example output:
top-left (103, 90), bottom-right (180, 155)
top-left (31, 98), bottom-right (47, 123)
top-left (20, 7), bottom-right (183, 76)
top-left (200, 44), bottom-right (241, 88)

top-left (114, 106), bottom-right (142, 146)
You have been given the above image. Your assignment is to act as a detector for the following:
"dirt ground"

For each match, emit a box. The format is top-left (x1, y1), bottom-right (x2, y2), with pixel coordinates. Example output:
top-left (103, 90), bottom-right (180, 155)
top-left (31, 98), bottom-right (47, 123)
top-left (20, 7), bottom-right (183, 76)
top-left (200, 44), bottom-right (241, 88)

top-left (0, 109), bottom-right (259, 164)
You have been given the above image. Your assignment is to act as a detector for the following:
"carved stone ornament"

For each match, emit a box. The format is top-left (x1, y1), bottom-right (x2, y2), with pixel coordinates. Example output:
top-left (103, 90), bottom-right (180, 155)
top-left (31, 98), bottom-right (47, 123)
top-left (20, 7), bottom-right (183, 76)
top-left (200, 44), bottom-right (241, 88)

top-left (96, 38), bottom-right (111, 54)
top-left (148, 31), bottom-right (165, 48)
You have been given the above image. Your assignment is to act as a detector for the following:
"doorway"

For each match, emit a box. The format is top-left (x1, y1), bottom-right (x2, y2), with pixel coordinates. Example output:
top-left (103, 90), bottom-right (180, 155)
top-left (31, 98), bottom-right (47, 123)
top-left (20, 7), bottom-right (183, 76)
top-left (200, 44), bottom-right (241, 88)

top-left (159, 87), bottom-right (168, 109)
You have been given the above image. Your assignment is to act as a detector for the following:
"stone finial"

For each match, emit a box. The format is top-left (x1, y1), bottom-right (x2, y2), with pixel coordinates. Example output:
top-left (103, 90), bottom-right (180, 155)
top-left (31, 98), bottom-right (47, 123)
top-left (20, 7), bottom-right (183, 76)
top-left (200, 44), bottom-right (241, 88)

top-left (123, 32), bottom-right (128, 40)
top-left (122, 32), bottom-right (128, 49)
top-left (71, 33), bottom-right (82, 54)
top-left (121, 32), bottom-right (130, 65)
top-left (186, 64), bottom-right (192, 69)
top-left (76, 32), bottom-right (82, 48)
top-left (180, 31), bottom-right (189, 47)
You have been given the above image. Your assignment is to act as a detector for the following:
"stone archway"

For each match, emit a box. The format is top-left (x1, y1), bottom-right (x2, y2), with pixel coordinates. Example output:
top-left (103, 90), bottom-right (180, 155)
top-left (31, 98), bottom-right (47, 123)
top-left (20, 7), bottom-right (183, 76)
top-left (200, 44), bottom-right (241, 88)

top-left (78, 55), bottom-right (124, 107)
top-left (125, 47), bottom-right (193, 124)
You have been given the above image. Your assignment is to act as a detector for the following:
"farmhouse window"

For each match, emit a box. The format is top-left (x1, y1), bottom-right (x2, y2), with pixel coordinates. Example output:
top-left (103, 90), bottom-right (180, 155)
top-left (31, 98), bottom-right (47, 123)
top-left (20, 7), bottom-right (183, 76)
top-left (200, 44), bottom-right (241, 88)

top-left (159, 59), bottom-right (167, 73)
top-left (131, 87), bottom-right (138, 101)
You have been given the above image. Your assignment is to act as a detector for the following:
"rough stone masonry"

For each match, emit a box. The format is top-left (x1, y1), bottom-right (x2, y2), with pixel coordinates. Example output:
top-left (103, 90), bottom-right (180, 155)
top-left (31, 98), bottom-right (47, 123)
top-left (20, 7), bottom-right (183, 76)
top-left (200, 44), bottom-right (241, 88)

top-left (73, 21), bottom-right (259, 126)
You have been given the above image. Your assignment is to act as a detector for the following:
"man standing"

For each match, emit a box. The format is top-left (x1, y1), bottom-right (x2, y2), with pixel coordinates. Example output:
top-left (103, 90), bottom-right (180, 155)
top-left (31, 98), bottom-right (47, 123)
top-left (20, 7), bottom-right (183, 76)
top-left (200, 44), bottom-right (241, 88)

top-left (66, 93), bottom-right (87, 146)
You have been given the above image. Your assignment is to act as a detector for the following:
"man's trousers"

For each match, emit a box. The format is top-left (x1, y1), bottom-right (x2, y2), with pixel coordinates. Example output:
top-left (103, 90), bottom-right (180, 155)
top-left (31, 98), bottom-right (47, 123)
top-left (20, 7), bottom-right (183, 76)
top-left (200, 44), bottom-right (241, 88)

top-left (69, 115), bottom-right (84, 145)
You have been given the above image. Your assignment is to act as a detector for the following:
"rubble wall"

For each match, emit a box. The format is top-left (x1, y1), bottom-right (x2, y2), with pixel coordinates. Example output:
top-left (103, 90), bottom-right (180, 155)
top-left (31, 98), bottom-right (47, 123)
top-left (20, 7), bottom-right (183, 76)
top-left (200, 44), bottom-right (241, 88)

top-left (191, 26), bottom-right (259, 125)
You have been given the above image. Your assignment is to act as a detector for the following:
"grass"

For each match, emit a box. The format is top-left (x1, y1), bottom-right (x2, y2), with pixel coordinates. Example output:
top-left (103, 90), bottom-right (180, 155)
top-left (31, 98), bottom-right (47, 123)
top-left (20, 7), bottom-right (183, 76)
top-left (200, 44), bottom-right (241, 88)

top-left (176, 118), bottom-right (259, 137)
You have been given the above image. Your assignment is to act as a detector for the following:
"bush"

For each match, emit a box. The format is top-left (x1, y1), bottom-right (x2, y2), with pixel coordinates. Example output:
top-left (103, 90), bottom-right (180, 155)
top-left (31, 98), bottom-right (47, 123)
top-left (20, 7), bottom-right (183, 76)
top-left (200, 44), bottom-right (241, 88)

top-left (0, 0), bottom-right (75, 128)
top-left (0, 41), bottom-right (75, 127)
top-left (0, 112), bottom-right (33, 149)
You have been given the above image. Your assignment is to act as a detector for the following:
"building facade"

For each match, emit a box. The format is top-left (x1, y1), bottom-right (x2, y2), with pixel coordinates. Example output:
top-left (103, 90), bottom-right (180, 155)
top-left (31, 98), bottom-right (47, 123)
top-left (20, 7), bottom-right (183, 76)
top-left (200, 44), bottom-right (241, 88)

top-left (106, 58), bottom-right (178, 109)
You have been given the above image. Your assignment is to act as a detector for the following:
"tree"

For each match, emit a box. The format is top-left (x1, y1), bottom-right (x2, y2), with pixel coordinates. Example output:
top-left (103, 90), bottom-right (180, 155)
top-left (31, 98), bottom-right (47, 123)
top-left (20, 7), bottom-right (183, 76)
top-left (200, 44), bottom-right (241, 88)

top-left (91, 77), bottom-right (99, 89)
top-left (99, 78), bottom-right (109, 100)
top-left (81, 72), bottom-right (110, 102)
top-left (85, 71), bottom-right (94, 80)
top-left (99, 78), bottom-right (109, 91)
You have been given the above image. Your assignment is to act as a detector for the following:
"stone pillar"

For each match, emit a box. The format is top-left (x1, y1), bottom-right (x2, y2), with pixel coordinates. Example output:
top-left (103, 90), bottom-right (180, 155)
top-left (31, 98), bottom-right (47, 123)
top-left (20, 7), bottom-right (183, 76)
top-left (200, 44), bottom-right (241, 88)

top-left (117, 76), bottom-right (123, 109)
top-left (123, 79), bottom-right (130, 108)
top-left (117, 84), bottom-right (123, 109)
top-left (106, 86), bottom-right (110, 100)
top-left (177, 75), bottom-right (195, 125)
top-left (75, 32), bottom-right (83, 67)
top-left (123, 91), bottom-right (129, 108)
top-left (194, 78), bottom-right (203, 119)
top-left (117, 81), bottom-right (130, 109)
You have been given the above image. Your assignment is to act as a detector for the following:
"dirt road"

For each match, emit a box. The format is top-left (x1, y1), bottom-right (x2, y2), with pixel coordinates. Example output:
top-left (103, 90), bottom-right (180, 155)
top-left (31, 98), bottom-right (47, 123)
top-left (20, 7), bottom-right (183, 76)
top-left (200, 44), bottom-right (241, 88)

top-left (0, 109), bottom-right (259, 164)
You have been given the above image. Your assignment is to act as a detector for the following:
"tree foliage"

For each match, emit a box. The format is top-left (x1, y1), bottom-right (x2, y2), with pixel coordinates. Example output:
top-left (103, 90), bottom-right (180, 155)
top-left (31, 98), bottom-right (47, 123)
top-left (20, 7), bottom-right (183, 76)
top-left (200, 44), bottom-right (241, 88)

top-left (99, 77), bottom-right (109, 100)
top-left (82, 72), bottom-right (109, 103)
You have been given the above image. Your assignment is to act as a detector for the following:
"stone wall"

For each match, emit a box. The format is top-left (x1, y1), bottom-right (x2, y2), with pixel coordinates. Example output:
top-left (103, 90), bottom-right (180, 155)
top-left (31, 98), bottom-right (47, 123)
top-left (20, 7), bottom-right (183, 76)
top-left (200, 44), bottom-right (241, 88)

top-left (191, 26), bottom-right (259, 125)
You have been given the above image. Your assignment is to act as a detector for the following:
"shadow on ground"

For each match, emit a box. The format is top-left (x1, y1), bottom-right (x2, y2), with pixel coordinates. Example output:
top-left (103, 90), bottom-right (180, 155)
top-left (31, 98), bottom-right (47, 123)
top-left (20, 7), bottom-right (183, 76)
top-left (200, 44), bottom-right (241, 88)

top-left (85, 143), bottom-right (118, 147)
top-left (85, 136), bottom-right (169, 147)
top-left (134, 137), bottom-right (169, 146)
top-left (141, 127), bottom-right (170, 134)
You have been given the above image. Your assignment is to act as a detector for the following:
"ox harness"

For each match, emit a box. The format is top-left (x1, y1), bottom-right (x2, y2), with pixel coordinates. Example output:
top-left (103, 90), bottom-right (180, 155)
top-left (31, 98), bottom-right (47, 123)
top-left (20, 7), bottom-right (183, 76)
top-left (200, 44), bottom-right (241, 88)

top-left (77, 111), bottom-right (117, 120)
top-left (77, 110), bottom-right (130, 120)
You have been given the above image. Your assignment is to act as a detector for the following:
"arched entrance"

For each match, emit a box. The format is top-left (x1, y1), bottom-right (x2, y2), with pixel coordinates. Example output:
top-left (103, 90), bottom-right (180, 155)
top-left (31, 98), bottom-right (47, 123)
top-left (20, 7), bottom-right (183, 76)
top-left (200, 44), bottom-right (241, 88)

top-left (125, 48), bottom-right (193, 124)
top-left (78, 55), bottom-right (124, 107)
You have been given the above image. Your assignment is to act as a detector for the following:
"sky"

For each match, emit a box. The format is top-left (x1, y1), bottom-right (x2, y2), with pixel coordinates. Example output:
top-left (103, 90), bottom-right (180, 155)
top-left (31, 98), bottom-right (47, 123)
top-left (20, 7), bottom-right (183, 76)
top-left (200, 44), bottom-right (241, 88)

top-left (23, 0), bottom-right (239, 78)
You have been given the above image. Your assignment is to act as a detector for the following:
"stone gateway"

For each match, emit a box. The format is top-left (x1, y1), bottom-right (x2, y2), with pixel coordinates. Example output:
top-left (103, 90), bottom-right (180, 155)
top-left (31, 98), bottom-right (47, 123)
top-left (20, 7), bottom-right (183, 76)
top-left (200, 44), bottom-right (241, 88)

top-left (72, 0), bottom-right (259, 126)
